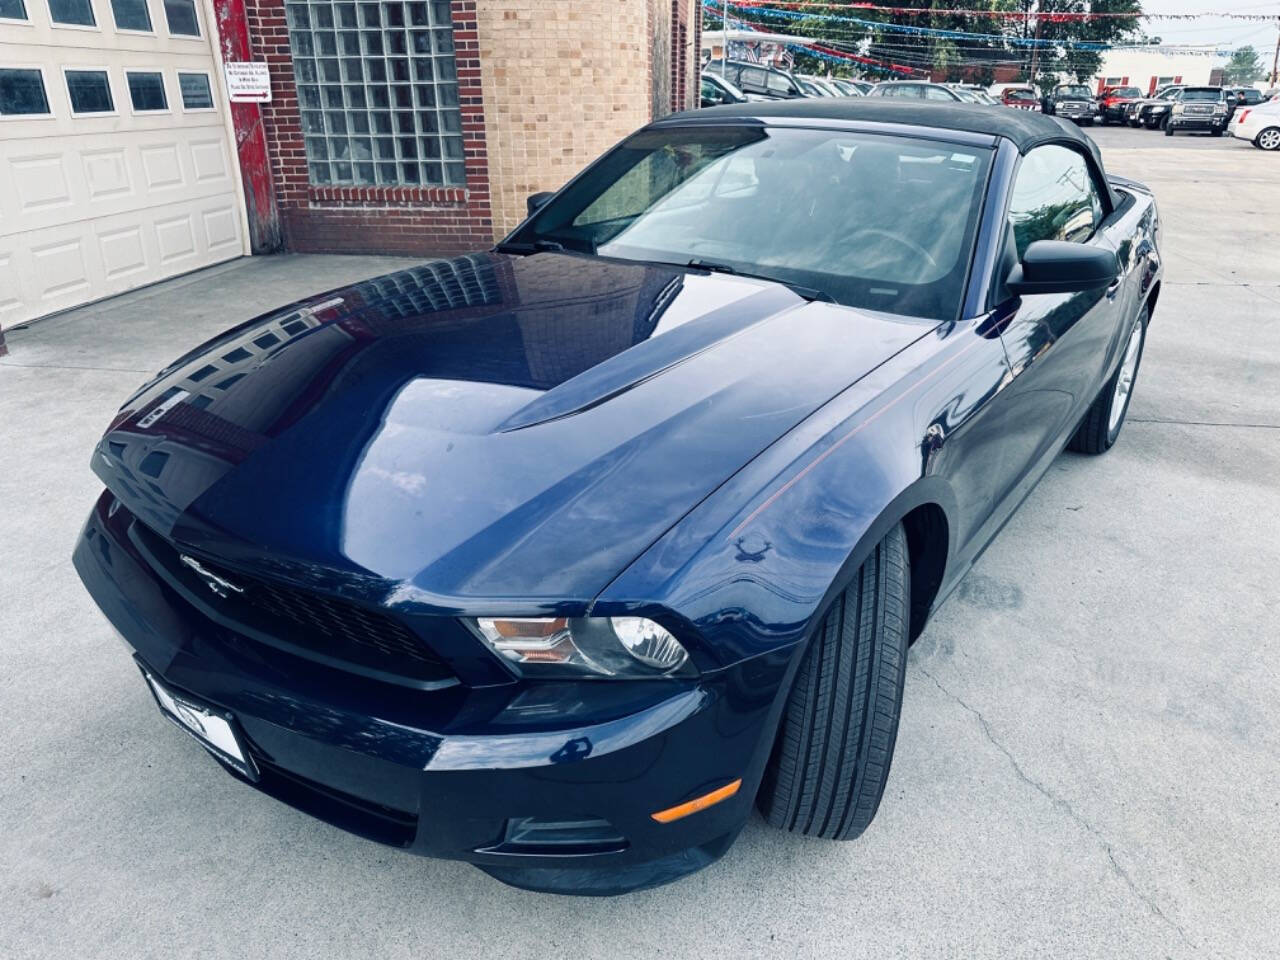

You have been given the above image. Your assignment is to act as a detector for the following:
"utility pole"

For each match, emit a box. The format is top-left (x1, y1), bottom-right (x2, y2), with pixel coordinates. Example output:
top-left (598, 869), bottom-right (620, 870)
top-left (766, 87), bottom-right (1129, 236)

top-left (1028, 7), bottom-right (1042, 85)
top-left (1271, 17), bottom-right (1279, 86)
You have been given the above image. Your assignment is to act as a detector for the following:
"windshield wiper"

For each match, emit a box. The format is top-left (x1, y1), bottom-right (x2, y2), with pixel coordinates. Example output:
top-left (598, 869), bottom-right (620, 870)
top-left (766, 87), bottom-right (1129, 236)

top-left (685, 258), bottom-right (834, 303)
top-left (494, 238), bottom-right (566, 255)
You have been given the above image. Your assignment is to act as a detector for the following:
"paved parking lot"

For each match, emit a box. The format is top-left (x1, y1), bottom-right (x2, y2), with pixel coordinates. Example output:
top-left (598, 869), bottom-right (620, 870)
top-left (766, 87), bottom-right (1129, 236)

top-left (2, 125), bottom-right (1278, 959)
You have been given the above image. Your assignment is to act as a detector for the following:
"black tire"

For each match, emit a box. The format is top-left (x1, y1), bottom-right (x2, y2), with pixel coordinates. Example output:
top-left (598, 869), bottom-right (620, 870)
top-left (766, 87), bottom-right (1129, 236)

top-left (1211, 128), bottom-right (1223, 137)
top-left (757, 524), bottom-right (909, 841)
top-left (1164, 124), bottom-right (1174, 136)
top-left (1068, 305), bottom-right (1148, 455)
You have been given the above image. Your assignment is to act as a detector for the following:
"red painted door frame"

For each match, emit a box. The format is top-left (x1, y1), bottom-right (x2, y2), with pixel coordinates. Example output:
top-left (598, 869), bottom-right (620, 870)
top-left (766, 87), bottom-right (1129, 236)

top-left (211, 0), bottom-right (282, 253)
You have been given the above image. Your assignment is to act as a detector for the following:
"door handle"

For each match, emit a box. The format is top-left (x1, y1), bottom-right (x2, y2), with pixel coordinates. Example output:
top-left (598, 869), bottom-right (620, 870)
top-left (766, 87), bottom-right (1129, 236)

top-left (1106, 278), bottom-right (1122, 300)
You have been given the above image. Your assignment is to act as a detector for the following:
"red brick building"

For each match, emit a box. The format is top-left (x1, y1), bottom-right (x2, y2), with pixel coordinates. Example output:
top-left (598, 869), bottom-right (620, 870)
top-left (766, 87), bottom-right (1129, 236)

top-left (216, 0), bottom-right (701, 258)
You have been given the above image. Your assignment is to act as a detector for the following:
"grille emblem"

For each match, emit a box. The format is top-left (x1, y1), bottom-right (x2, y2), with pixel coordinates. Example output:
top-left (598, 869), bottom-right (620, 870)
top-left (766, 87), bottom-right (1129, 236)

top-left (180, 555), bottom-right (245, 598)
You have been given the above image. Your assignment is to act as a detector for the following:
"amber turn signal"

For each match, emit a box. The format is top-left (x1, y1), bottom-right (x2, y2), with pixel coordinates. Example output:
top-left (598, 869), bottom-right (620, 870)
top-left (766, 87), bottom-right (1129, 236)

top-left (650, 779), bottom-right (742, 824)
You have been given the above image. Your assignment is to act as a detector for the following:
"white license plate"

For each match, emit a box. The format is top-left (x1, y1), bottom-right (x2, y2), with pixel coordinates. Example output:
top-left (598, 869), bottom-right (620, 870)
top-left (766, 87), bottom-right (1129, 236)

top-left (141, 666), bottom-right (258, 780)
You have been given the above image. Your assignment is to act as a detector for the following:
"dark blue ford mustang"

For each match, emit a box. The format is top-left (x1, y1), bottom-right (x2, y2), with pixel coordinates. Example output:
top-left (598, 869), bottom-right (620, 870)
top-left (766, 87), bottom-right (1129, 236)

top-left (75, 100), bottom-right (1161, 895)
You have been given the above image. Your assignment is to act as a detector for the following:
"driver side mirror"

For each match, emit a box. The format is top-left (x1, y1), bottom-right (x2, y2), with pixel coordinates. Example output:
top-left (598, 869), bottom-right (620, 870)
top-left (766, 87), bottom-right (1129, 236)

top-left (526, 191), bottom-right (555, 217)
top-left (1006, 240), bottom-right (1118, 296)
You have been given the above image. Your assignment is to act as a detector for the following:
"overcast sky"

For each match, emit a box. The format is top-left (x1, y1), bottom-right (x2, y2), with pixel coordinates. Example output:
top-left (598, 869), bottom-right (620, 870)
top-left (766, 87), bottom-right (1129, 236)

top-left (1141, 1), bottom-right (1279, 52)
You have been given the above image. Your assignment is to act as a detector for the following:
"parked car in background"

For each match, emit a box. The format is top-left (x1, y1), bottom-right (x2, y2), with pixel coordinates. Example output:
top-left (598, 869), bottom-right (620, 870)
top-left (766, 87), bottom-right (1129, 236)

top-left (1097, 85), bottom-right (1143, 124)
top-left (73, 97), bottom-right (1161, 898)
top-left (1165, 86), bottom-right (1229, 137)
top-left (1224, 87), bottom-right (1264, 120)
top-left (867, 81), bottom-right (966, 101)
top-left (842, 79), bottom-right (875, 95)
top-left (1127, 85), bottom-right (1184, 129)
top-left (827, 78), bottom-right (866, 96)
top-left (1047, 84), bottom-right (1097, 124)
top-left (701, 71), bottom-right (747, 108)
top-left (949, 86), bottom-right (998, 106)
top-left (1227, 97), bottom-right (1280, 150)
top-left (998, 86), bottom-right (1041, 111)
top-left (704, 60), bottom-right (805, 99)
top-left (797, 75), bottom-right (842, 97)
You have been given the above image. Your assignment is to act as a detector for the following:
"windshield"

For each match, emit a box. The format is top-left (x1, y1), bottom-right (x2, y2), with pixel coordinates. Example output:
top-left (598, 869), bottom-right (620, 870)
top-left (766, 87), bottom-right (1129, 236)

top-left (953, 88), bottom-right (980, 103)
top-left (1110, 87), bottom-right (1141, 98)
top-left (1056, 85), bottom-right (1091, 98)
top-left (505, 126), bottom-right (994, 322)
top-left (1007, 89), bottom-right (1036, 101)
top-left (1182, 88), bottom-right (1221, 101)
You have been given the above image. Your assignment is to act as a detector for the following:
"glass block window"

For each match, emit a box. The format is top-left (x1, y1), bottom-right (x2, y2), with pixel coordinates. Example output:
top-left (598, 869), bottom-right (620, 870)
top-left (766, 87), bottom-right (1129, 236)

top-left (287, 0), bottom-right (464, 187)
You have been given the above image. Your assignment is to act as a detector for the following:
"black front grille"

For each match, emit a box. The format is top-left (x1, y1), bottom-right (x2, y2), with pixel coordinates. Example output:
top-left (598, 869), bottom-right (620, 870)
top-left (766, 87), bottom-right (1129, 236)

top-left (236, 570), bottom-right (440, 669)
top-left (130, 521), bottom-right (453, 687)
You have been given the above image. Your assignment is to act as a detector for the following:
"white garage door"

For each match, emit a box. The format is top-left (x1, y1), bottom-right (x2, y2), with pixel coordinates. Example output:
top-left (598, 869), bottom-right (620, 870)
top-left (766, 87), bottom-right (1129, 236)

top-left (0, 0), bottom-right (246, 328)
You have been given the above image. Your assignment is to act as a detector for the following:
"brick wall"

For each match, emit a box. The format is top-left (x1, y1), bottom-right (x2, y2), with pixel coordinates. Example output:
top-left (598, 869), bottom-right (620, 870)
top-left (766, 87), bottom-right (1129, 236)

top-left (239, 0), bottom-right (700, 254)
top-left (246, 0), bottom-right (493, 256)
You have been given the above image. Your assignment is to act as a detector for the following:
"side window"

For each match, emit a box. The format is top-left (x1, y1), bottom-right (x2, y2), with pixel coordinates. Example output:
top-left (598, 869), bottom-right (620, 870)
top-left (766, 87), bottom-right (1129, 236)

top-left (765, 71), bottom-right (794, 97)
top-left (1007, 145), bottom-right (1103, 258)
top-left (1, 0), bottom-right (28, 19)
top-left (738, 67), bottom-right (766, 95)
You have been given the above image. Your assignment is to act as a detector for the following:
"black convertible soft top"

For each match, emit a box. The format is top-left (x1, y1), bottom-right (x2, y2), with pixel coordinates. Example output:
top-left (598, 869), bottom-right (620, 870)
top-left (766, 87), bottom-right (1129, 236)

top-left (665, 97), bottom-right (1116, 206)
top-left (673, 97), bottom-right (1094, 155)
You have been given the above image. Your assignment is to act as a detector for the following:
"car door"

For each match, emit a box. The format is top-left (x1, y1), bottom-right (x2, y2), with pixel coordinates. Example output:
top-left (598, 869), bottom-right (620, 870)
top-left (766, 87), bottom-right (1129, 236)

top-left (973, 143), bottom-right (1129, 542)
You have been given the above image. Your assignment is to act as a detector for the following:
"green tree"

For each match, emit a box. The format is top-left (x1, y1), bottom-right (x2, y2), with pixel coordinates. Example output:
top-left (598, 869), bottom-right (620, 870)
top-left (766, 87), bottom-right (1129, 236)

top-left (1223, 46), bottom-right (1264, 85)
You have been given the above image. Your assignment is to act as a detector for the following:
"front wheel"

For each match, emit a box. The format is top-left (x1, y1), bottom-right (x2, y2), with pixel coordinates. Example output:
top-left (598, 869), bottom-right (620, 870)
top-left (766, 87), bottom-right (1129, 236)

top-left (1211, 128), bottom-right (1224, 137)
top-left (1257, 127), bottom-right (1280, 151)
top-left (1164, 124), bottom-right (1174, 136)
top-left (758, 524), bottom-right (909, 841)
top-left (1068, 305), bottom-right (1148, 455)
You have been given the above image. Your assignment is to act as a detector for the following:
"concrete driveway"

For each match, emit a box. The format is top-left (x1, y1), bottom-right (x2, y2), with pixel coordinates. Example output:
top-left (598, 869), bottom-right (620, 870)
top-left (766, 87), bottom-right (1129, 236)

top-left (2, 126), bottom-right (1278, 959)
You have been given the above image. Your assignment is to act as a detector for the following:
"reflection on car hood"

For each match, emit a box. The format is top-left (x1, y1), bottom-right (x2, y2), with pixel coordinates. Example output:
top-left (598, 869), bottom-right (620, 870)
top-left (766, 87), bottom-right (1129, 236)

top-left (92, 252), bottom-right (933, 605)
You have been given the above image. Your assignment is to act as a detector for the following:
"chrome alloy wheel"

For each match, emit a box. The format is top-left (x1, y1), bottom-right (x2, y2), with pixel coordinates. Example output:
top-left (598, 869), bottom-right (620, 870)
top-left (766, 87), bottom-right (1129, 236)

top-left (1258, 128), bottom-right (1280, 151)
top-left (1110, 321), bottom-right (1144, 433)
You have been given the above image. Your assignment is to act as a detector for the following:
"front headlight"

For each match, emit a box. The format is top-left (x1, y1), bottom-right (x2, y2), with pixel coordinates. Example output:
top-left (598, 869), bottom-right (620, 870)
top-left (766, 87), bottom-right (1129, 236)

top-left (1152, 104), bottom-right (1167, 112)
top-left (469, 617), bottom-right (694, 678)
top-left (1172, 103), bottom-right (1184, 114)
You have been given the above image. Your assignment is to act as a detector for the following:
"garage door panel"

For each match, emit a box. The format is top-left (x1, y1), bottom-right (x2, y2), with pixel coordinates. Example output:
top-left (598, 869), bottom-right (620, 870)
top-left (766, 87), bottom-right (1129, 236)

top-left (190, 137), bottom-right (230, 184)
top-left (9, 154), bottom-right (75, 214)
top-left (155, 211), bottom-right (197, 264)
top-left (0, 252), bottom-right (21, 318)
top-left (82, 147), bottom-right (135, 201)
top-left (140, 143), bottom-right (186, 191)
top-left (31, 236), bottom-right (93, 301)
top-left (202, 205), bottom-right (239, 252)
top-left (98, 224), bottom-right (149, 281)
top-left (1, 17), bottom-right (245, 327)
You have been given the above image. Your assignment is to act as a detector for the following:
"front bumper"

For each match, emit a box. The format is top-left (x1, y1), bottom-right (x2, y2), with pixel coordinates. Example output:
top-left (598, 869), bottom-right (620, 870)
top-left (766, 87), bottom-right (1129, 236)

top-left (73, 492), bottom-right (792, 895)
top-left (1168, 113), bottom-right (1226, 131)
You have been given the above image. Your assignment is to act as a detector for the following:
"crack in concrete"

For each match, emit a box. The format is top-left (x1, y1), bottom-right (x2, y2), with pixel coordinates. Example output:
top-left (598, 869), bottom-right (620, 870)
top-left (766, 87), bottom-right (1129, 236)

top-left (0, 359), bottom-right (152, 374)
top-left (918, 667), bottom-right (1195, 949)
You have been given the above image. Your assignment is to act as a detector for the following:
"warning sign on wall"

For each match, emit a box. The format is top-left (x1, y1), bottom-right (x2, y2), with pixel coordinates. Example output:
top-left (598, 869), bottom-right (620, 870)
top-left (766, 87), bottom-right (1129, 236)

top-left (224, 62), bottom-right (272, 103)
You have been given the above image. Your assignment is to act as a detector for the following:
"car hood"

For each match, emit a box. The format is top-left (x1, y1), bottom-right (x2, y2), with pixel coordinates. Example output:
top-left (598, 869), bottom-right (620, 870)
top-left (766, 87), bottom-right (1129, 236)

top-left (93, 252), bottom-right (933, 606)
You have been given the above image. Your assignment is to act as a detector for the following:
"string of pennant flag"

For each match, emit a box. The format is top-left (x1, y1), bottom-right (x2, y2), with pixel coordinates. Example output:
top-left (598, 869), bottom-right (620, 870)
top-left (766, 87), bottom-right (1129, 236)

top-left (705, 0), bottom-right (1254, 54)
top-left (710, 0), bottom-right (1280, 21)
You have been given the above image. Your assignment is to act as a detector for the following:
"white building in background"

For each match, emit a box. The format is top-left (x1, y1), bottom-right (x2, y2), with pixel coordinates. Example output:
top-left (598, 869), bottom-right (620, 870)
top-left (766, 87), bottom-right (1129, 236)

top-left (1091, 49), bottom-right (1226, 94)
